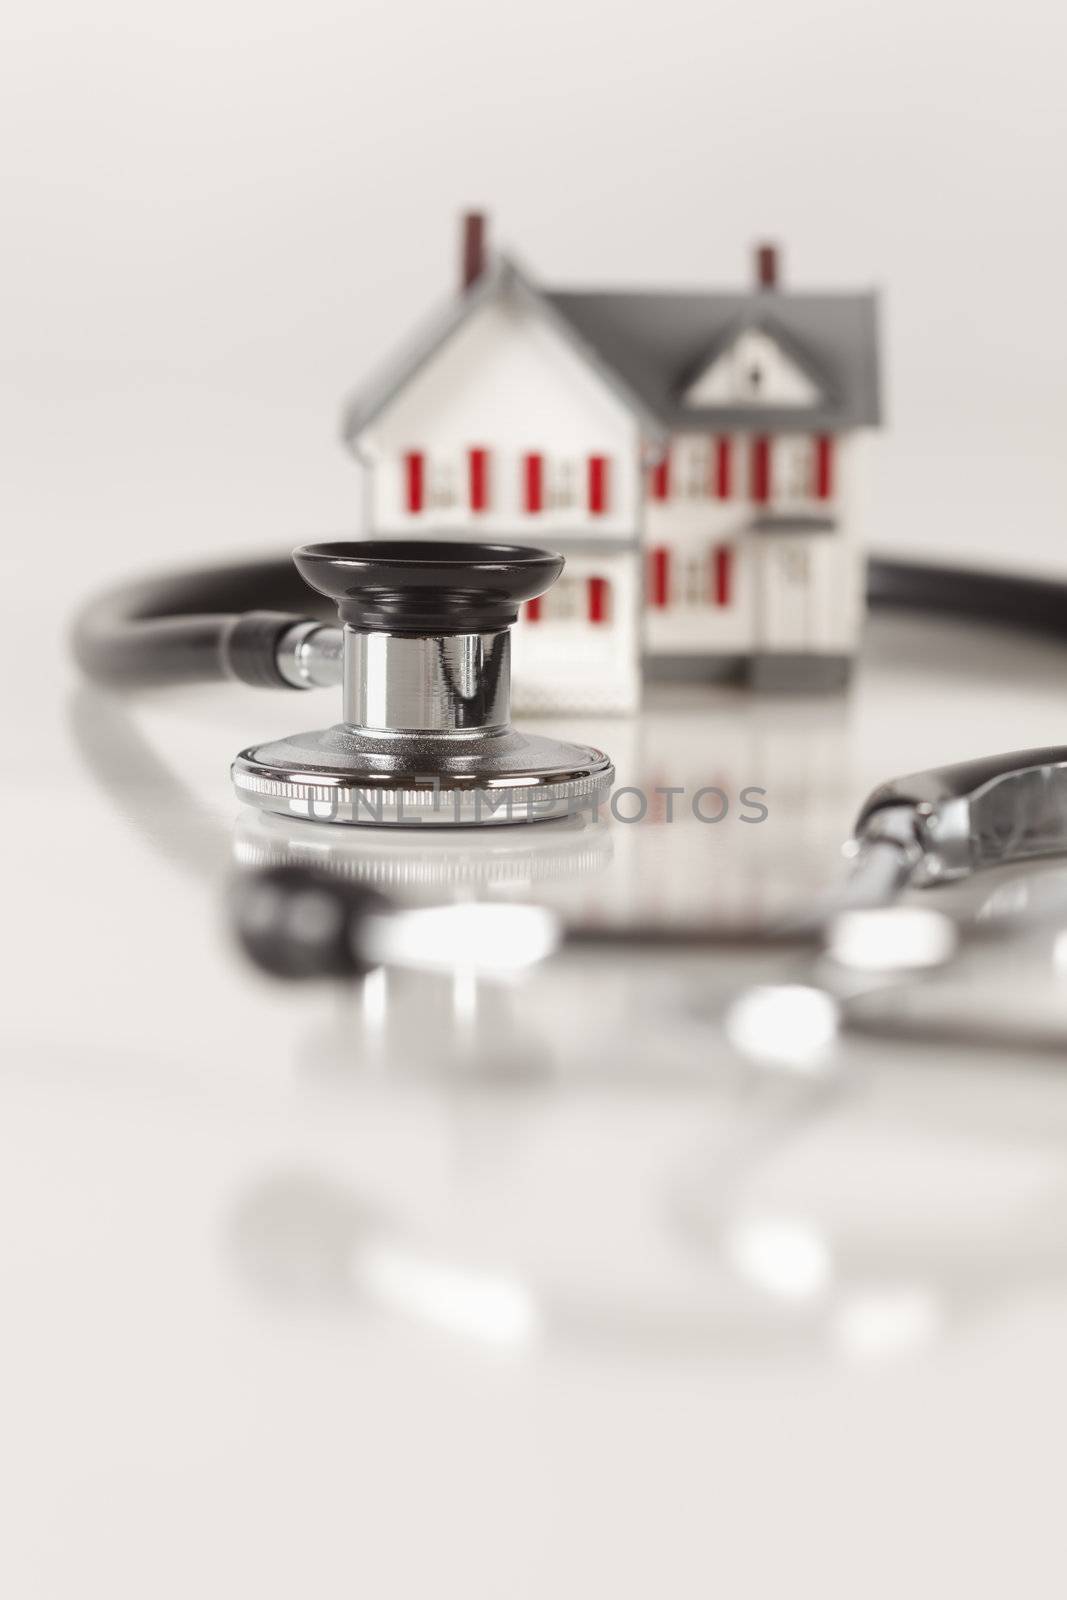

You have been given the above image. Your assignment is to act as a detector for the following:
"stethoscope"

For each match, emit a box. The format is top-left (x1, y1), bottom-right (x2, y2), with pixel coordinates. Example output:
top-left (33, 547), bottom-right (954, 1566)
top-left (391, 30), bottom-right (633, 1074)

top-left (72, 538), bottom-right (1067, 1061)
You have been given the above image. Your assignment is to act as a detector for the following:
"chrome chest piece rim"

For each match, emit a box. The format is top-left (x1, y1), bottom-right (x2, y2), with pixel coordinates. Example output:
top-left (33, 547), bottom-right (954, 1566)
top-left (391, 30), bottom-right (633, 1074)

top-left (231, 539), bottom-right (615, 829)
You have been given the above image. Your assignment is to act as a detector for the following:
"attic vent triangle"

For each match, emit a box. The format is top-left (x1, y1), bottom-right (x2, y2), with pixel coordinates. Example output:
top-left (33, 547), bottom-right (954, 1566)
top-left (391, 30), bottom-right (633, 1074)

top-left (683, 325), bottom-right (823, 409)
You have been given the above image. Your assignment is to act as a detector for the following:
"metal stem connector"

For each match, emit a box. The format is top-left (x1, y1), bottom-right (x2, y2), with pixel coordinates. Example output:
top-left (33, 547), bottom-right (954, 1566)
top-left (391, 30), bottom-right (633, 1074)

top-left (276, 622), bottom-right (344, 690)
top-left (235, 540), bottom-right (614, 828)
top-left (342, 628), bottom-right (510, 735)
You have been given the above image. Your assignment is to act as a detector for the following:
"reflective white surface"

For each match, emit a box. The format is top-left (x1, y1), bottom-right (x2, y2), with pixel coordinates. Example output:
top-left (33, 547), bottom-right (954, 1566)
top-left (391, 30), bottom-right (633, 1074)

top-left (8, 0), bottom-right (1067, 1579)
top-left (9, 599), bottom-right (1067, 1595)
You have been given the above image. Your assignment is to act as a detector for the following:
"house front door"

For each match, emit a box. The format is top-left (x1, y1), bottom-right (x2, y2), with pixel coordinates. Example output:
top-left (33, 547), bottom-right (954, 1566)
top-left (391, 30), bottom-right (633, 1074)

top-left (756, 534), bottom-right (816, 653)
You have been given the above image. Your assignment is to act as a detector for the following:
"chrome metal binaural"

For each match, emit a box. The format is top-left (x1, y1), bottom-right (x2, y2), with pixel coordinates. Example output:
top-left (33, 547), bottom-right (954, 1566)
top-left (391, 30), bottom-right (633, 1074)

top-left (855, 752), bottom-right (1067, 887)
top-left (840, 804), bottom-right (925, 905)
top-left (854, 745), bottom-right (1067, 885)
top-left (342, 628), bottom-right (509, 735)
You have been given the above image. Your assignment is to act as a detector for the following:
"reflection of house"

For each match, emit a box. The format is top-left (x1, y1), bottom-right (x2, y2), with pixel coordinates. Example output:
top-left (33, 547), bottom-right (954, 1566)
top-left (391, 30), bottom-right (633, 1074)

top-left (342, 214), bottom-right (881, 712)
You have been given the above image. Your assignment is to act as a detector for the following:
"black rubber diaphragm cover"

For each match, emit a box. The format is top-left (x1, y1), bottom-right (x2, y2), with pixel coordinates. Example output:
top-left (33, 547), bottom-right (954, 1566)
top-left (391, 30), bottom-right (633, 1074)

top-left (293, 540), bottom-right (565, 633)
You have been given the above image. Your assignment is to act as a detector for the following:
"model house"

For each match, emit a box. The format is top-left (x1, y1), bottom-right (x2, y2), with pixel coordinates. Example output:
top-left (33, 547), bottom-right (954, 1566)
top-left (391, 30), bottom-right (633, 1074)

top-left (342, 214), bottom-right (881, 712)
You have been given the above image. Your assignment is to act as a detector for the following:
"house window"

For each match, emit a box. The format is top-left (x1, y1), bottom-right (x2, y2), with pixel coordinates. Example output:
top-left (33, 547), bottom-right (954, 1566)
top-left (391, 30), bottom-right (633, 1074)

top-left (680, 554), bottom-right (705, 606)
top-left (429, 459), bottom-right (458, 508)
top-left (650, 437), bottom-right (732, 501)
top-left (550, 459), bottom-right (579, 510)
top-left (547, 576), bottom-right (585, 621)
top-left (671, 548), bottom-right (732, 607)
top-left (777, 437), bottom-right (815, 501)
top-left (524, 577), bottom-right (611, 624)
top-left (682, 438), bottom-right (709, 500)
top-left (772, 436), bottom-right (835, 502)
top-left (518, 454), bottom-right (616, 515)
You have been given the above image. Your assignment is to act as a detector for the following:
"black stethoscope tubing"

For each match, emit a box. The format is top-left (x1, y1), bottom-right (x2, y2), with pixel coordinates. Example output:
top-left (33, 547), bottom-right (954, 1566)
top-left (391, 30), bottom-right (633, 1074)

top-left (71, 551), bottom-right (1067, 693)
top-left (68, 550), bottom-right (1067, 1020)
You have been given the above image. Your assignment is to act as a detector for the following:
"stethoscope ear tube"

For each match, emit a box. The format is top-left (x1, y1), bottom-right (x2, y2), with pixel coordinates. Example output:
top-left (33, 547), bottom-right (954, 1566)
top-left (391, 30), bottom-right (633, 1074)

top-left (74, 551), bottom-right (1067, 692)
top-left (66, 547), bottom-right (1067, 1040)
top-left (71, 549), bottom-right (1067, 928)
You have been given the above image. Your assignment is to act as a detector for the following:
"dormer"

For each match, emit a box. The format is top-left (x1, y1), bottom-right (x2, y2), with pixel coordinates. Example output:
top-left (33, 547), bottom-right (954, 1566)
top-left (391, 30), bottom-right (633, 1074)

top-left (682, 323), bottom-right (825, 409)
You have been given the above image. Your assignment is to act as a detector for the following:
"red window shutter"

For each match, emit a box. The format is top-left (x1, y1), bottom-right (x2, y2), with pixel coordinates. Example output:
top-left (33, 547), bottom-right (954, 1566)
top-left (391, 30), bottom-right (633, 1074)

top-left (588, 454), bottom-right (609, 514)
top-left (649, 547), bottom-right (670, 608)
top-left (523, 452), bottom-right (543, 513)
top-left (814, 435), bottom-right (834, 499)
top-left (525, 597), bottom-right (542, 622)
top-left (588, 576), bottom-right (608, 623)
top-left (404, 451), bottom-right (424, 513)
top-left (468, 448), bottom-right (490, 511)
top-left (650, 456), bottom-right (670, 501)
top-left (712, 544), bottom-right (733, 607)
top-left (713, 437), bottom-right (732, 499)
top-left (751, 436), bottom-right (771, 504)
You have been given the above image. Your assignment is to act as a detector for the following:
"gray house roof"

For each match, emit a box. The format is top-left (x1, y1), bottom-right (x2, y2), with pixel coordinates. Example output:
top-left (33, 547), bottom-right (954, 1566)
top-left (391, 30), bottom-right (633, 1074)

top-left (341, 253), bottom-right (881, 450)
top-left (546, 290), bottom-right (881, 432)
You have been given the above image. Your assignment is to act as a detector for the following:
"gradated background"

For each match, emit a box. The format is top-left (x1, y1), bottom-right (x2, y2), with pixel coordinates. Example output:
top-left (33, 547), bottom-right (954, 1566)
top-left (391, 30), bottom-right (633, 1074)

top-left (4, 0), bottom-right (1065, 603)
top-left (5, 5), bottom-right (1067, 1598)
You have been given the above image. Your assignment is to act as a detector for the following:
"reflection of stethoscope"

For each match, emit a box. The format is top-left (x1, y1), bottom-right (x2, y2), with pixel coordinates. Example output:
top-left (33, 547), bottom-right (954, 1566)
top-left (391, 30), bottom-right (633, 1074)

top-left (229, 1069), bottom-right (1067, 1363)
top-left (72, 538), bottom-right (1067, 1061)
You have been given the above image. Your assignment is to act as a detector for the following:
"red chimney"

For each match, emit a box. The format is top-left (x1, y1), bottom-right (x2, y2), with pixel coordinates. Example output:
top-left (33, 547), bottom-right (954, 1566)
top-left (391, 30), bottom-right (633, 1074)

top-left (461, 211), bottom-right (487, 292)
top-left (755, 243), bottom-right (779, 291)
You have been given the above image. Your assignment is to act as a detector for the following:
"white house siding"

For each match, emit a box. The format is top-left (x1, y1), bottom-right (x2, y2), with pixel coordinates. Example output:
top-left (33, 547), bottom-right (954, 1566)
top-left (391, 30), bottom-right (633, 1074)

top-left (643, 498), bottom-right (756, 658)
top-left (357, 288), bottom-right (643, 711)
top-left (512, 548), bottom-right (640, 714)
top-left (831, 431), bottom-right (870, 655)
top-left (352, 301), bottom-right (871, 701)
top-left (358, 291), bottom-right (642, 541)
top-left (642, 431), bottom-right (864, 664)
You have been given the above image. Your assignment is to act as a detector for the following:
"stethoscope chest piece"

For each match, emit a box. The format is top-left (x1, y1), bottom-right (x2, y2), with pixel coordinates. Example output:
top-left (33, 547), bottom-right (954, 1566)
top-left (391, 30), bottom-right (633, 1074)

top-left (231, 540), bottom-right (614, 827)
